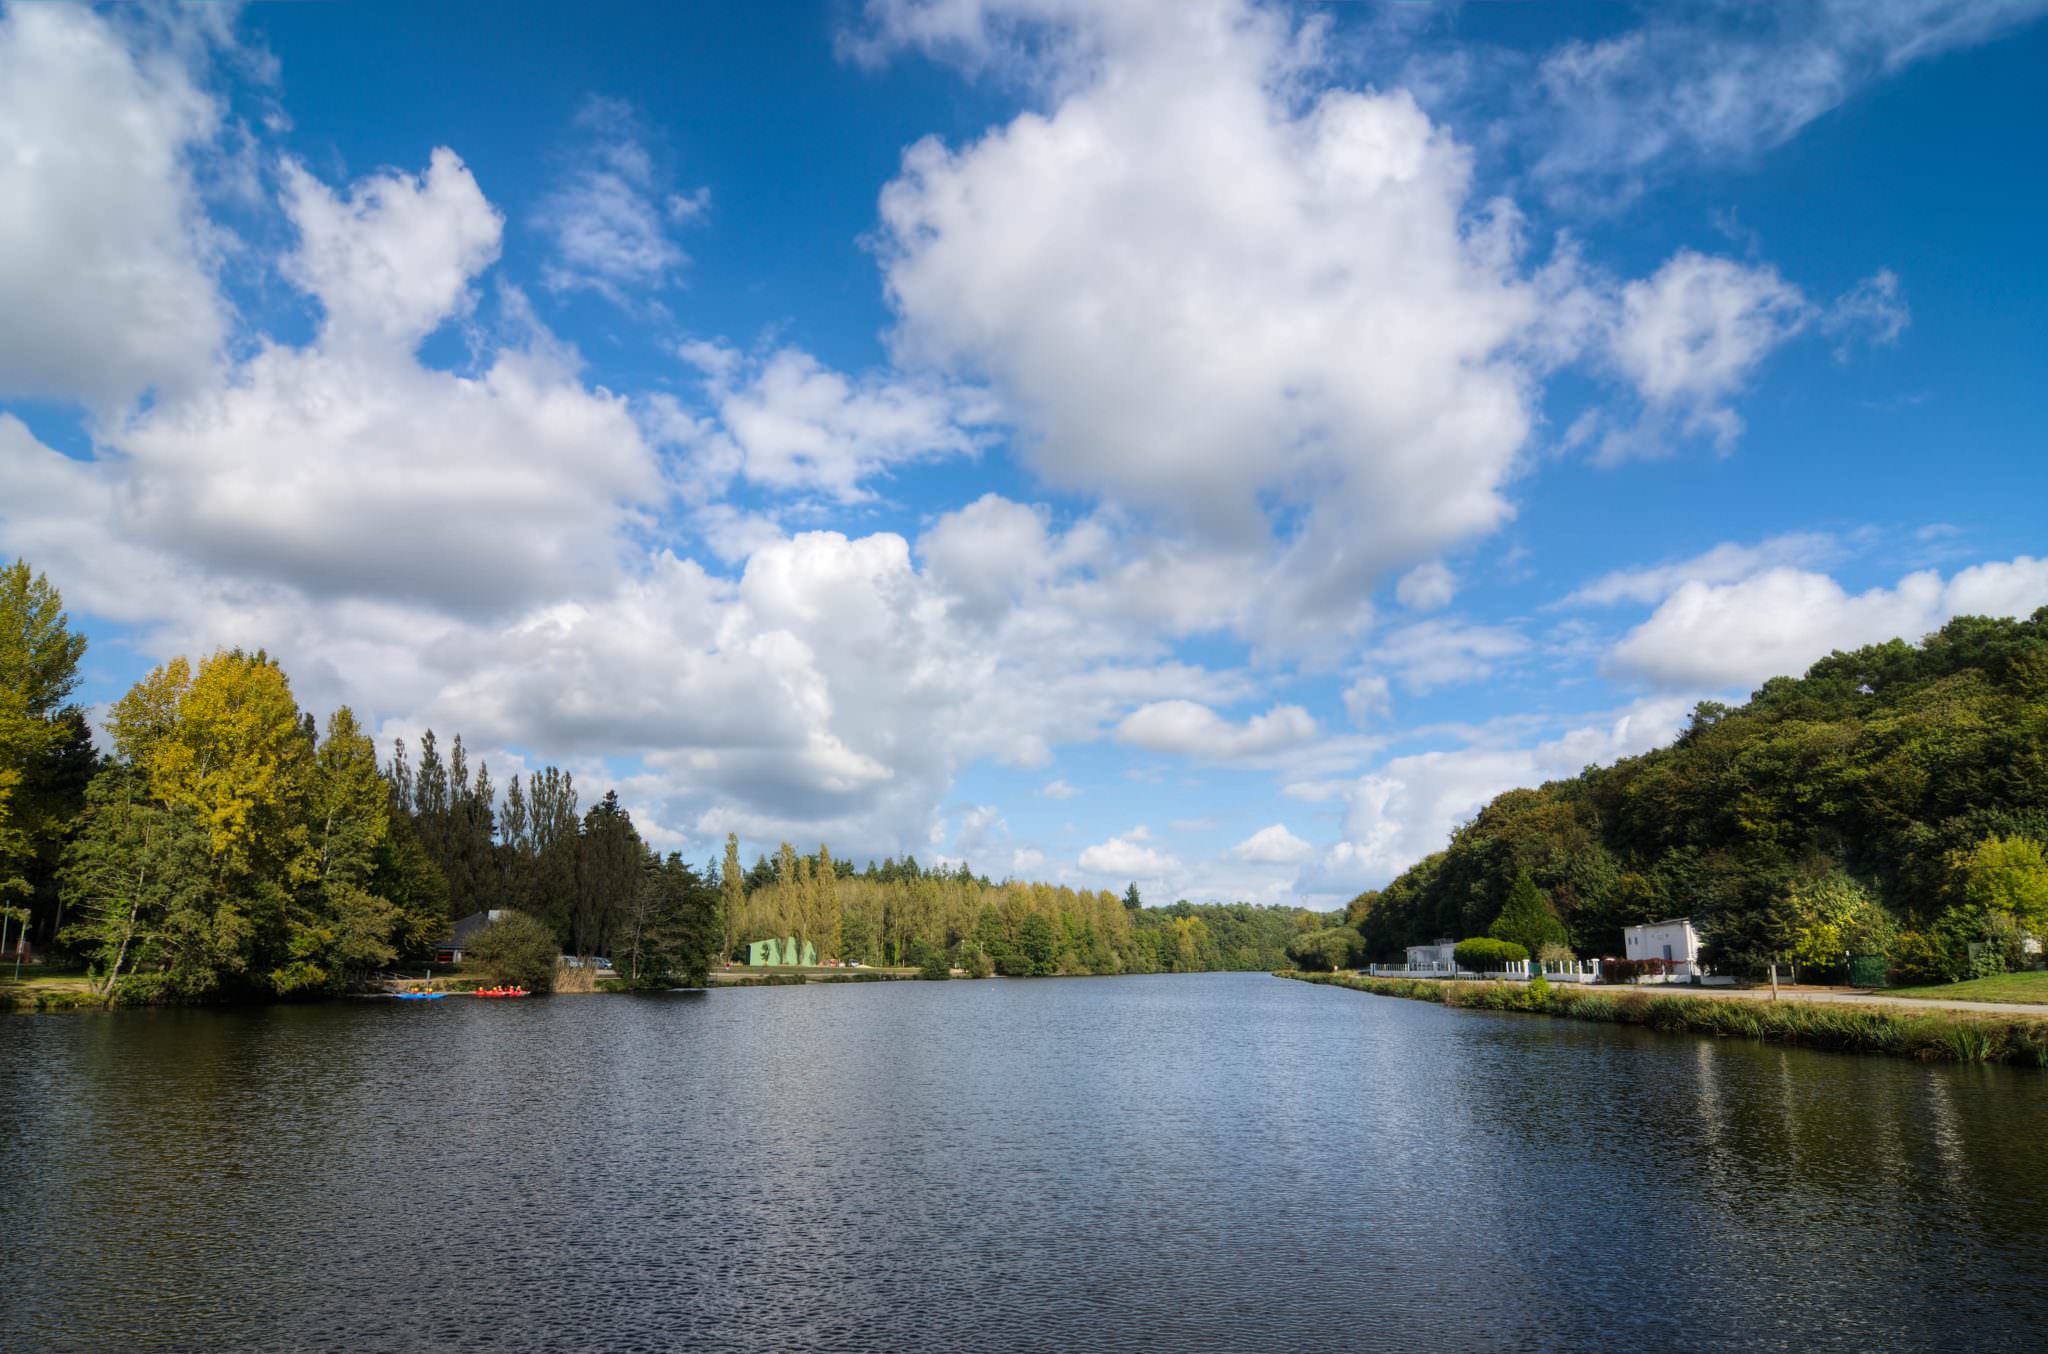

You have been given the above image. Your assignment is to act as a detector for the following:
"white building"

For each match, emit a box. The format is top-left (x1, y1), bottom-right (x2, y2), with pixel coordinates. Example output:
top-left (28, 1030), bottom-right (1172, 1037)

top-left (1623, 918), bottom-right (1702, 976)
top-left (1404, 939), bottom-right (1459, 972)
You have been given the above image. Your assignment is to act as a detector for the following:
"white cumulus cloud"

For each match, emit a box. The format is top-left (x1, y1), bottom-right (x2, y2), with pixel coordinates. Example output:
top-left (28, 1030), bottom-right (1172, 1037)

top-left (0, 5), bottom-right (228, 410)
top-left (1079, 829), bottom-right (1180, 880)
top-left (1233, 823), bottom-right (1313, 865)
top-left (1609, 557), bottom-right (2048, 691)
top-left (1115, 701), bottom-right (1317, 763)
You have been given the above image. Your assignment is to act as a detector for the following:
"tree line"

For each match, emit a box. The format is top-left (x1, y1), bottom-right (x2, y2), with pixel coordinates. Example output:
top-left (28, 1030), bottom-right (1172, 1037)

top-left (1326, 610), bottom-right (2048, 984)
top-left (0, 559), bottom-right (1308, 1002)
top-left (720, 839), bottom-right (1304, 977)
top-left (0, 561), bottom-right (718, 1000)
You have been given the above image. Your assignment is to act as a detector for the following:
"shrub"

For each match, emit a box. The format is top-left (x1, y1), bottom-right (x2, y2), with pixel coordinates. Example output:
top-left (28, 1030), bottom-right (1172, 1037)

top-left (1453, 937), bottom-right (1528, 971)
top-left (1979, 910), bottom-right (2029, 975)
top-left (1891, 929), bottom-right (1954, 985)
top-left (466, 910), bottom-right (559, 992)
top-left (1601, 957), bottom-right (1670, 984)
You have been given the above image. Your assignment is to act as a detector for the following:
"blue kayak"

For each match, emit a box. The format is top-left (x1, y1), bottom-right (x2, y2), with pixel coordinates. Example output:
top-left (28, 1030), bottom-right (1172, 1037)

top-left (390, 992), bottom-right (446, 1000)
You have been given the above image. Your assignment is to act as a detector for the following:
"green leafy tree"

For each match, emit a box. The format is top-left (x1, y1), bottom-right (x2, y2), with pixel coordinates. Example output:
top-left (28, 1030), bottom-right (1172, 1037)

top-left (61, 767), bottom-right (230, 1003)
top-left (373, 811), bottom-right (451, 955)
top-left (1952, 835), bottom-right (2048, 934)
top-left (1285, 925), bottom-right (1362, 971)
top-left (1018, 912), bottom-right (1059, 975)
top-left (0, 561), bottom-right (89, 929)
top-left (1787, 872), bottom-right (1895, 972)
top-left (467, 910), bottom-right (560, 992)
top-left (270, 707), bottom-right (402, 994)
top-left (908, 936), bottom-right (951, 979)
top-left (614, 853), bottom-right (720, 988)
top-left (109, 650), bottom-right (310, 881)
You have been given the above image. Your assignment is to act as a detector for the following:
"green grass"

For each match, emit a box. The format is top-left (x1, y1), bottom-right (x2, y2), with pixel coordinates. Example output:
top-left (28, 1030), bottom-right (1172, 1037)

top-left (0, 968), bottom-right (101, 1013)
top-left (1886, 971), bottom-right (2048, 1005)
top-left (1279, 970), bottom-right (2048, 1068)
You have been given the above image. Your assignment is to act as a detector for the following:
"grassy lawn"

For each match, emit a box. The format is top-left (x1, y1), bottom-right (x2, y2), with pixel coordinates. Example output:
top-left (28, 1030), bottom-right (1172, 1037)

top-left (0, 966), bottom-right (91, 990)
top-left (1, 968), bottom-right (99, 1011)
top-left (1887, 971), bottom-right (2048, 1005)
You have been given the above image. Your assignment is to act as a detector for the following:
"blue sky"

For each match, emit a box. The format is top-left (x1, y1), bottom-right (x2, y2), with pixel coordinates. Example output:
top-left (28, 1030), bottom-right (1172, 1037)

top-left (2, 0), bottom-right (2044, 903)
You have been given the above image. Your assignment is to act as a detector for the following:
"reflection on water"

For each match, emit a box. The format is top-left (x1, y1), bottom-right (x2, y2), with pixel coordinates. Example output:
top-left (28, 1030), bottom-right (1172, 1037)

top-left (4, 975), bottom-right (2046, 1351)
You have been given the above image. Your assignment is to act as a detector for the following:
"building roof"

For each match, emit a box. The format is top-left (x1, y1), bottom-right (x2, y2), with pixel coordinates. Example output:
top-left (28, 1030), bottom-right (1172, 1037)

top-left (437, 909), bottom-right (502, 947)
top-left (1624, 917), bottom-right (1695, 930)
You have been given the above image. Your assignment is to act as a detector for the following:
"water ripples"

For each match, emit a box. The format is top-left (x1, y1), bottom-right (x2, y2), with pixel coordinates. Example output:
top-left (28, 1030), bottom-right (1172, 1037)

top-left (4, 976), bottom-right (2048, 1351)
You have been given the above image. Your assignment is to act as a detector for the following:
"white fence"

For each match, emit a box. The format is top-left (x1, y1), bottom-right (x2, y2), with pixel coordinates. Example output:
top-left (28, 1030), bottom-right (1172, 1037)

top-left (1365, 959), bottom-right (1604, 983)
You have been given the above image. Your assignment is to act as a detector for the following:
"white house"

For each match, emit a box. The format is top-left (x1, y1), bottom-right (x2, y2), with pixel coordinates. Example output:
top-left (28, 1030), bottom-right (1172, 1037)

top-left (1623, 917), bottom-right (1702, 976)
top-left (1404, 939), bottom-right (1459, 972)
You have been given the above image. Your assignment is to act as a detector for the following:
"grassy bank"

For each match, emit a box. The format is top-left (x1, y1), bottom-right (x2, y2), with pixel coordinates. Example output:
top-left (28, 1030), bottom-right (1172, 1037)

top-left (1281, 971), bottom-right (2048, 1067)
top-left (1887, 971), bottom-right (2048, 1005)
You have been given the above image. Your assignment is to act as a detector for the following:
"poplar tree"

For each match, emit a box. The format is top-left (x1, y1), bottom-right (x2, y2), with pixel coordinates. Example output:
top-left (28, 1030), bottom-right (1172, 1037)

top-left (720, 832), bottom-right (743, 962)
top-left (502, 774), bottom-right (530, 857)
top-left (814, 842), bottom-right (841, 960)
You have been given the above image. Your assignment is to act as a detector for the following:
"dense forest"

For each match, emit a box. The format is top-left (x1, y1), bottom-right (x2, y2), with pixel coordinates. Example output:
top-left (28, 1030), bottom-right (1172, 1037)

top-left (0, 560), bottom-right (1303, 1004)
top-left (724, 842), bottom-right (1302, 977)
top-left (1331, 610), bottom-right (2048, 985)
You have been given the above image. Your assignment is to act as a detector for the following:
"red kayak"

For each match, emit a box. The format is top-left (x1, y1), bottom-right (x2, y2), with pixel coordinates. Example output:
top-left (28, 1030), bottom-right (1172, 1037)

top-left (471, 986), bottom-right (530, 998)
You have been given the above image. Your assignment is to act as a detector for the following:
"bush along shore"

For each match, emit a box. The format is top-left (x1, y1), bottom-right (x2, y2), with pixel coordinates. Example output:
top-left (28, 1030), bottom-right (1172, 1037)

top-left (1279, 971), bottom-right (2048, 1067)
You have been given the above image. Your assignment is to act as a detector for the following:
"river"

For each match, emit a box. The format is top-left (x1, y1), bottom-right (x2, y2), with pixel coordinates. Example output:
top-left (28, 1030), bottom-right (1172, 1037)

top-left (4, 972), bottom-right (2046, 1351)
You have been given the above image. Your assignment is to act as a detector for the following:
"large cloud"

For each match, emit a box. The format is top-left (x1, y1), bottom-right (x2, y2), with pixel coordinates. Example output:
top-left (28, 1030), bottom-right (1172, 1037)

top-left (1078, 827), bottom-right (1180, 880)
top-left (869, 0), bottom-right (1571, 646)
top-left (63, 150), bottom-right (660, 617)
top-left (0, 4), bottom-right (228, 410)
top-left (1312, 696), bottom-right (1697, 889)
top-left (1115, 700), bottom-right (1316, 763)
top-left (1610, 557), bottom-right (2048, 691)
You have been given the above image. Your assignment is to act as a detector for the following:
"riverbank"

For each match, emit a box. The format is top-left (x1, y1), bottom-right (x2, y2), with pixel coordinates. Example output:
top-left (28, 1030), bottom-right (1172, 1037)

top-left (0, 971), bottom-right (99, 1013)
top-left (712, 966), bottom-right (917, 986)
top-left (1281, 971), bottom-right (2048, 1067)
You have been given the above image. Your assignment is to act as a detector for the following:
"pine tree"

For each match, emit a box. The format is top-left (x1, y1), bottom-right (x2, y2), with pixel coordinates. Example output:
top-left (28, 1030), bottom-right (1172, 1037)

top-left (1488, 870), bottom-right (1568, 960)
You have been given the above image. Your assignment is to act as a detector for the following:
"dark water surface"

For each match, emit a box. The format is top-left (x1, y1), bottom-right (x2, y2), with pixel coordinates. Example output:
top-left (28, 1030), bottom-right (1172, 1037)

top-left (5, 973), bottom-right (2048, 1351)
